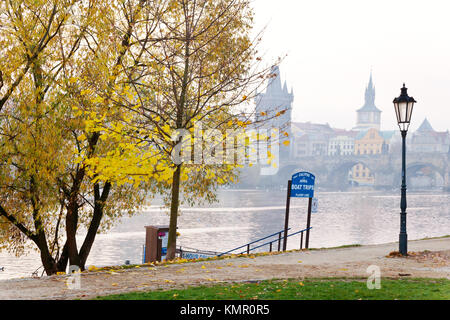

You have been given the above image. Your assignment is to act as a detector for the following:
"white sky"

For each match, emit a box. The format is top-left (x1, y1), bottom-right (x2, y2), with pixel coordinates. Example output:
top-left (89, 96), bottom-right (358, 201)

top-left (252, 0), bottom-right (450, 132)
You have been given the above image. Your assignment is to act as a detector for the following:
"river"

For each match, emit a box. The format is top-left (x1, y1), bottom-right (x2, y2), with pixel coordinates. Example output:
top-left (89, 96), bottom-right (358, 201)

top-left (1, 189), bottom-right (449, 280)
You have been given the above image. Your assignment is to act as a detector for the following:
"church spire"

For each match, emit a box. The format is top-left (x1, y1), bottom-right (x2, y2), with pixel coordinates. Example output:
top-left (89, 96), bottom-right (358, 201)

top-left (365, 71), bottom-right (375, 107)
top-left (354, 70), bottom-right (382, 131)
top-left (267, 65), bottom-right (282, 94)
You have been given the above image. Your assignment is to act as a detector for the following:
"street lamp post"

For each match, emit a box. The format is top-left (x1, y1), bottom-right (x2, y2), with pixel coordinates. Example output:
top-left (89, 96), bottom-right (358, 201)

top-left (393, 84), bottom-right (417, 256)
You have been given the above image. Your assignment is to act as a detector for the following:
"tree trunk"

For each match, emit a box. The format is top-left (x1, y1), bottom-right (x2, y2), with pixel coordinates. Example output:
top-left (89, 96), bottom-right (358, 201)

top-left (165, 27), bottom-right (190, 260)
top-left (34, 232), bottom-right (58, 275)
top-left (66, 197), bottom-right (81, 268)
top-left (166, 165), bottom-right (181, 260)
top-left (56, 242), bottom-right (69, 272)
top-left (78, 182), bottom-right (111, 269)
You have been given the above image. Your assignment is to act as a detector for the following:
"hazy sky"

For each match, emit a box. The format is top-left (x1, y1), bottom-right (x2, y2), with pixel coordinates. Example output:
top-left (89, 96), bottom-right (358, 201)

top-left (252, 0), bottom-right (450, 132)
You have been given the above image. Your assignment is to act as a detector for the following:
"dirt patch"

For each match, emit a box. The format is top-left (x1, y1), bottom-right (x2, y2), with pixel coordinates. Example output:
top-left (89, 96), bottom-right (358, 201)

top-left (0, 237), bottom-right (449, 300)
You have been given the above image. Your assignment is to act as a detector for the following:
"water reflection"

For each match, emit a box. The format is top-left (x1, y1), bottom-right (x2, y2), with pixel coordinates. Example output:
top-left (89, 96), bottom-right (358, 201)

top-left (0, 190), bottom-right (449, 280)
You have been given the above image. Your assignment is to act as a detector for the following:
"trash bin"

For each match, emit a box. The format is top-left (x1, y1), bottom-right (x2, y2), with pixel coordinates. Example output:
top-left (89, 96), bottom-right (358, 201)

top-left (144, 225), bottom-right (169, 263)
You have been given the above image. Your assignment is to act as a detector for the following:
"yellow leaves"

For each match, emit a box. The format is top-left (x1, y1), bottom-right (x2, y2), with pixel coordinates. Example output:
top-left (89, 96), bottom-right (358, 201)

top-left (282, 140), bottom-right (290, 146)
top-left (111, 283), bottom-right (118, 287)
top-left (275, 109), bottom-right (286, 117)
top-left (68, 77), bottom-right (78, 84)
top-left (298, 282), bottom-right (304, 286)
top-left (260, 111), bottom-right (266, 116)
top-left (161, 124), bottom-right (171, 134)
top-left (73, 108), bottom-right (84, 117)
top-left (91, 96), bottom-right (105, 104)
top-left (80, 89), bottom-right (91, 96)
top-left (88, 265), bottom-right (99, 272)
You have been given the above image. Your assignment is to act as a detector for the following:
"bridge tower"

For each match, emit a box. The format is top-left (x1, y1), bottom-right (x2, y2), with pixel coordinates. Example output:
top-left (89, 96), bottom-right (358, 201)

top-left (353, 71), bottom-right (382, 131)
top-left (255, 66), bottom-right (294, 161)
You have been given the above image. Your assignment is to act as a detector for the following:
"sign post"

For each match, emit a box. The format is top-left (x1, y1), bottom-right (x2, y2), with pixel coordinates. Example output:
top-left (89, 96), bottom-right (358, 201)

top-left (283, 180), bottom-right (292, 251)
top-left (283, 172), bottom-right (316, 250)
top-left (305, 197), bottom-right (312, 248)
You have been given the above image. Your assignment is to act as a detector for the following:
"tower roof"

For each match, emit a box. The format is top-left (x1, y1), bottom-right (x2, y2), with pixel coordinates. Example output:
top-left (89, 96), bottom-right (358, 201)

top-left (416, 118), bottom-right (434, 132)
top-left (357, 71), bottom-right (381, 113)
top-left (266, 65), bottom-right (282, 94)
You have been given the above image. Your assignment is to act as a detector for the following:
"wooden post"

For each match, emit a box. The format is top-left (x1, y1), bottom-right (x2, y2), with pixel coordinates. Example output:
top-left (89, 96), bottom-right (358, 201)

top-left (278, 232), bottom-right (281, 251)
top-left (300, 232), bottom-right (303, 250)
top-left (283, 180), bottom-right (292, 251)
top-left (305, 197), bottom-right (312, 249)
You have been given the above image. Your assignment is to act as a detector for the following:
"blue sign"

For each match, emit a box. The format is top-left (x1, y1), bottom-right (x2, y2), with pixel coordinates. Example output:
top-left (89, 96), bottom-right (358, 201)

top-left (291, 171), bottom-right (315, 198)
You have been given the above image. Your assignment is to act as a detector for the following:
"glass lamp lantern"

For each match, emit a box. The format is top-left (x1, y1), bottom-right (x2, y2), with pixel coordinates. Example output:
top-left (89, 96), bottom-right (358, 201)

top-left (393, 84), bottom-right (417, 132)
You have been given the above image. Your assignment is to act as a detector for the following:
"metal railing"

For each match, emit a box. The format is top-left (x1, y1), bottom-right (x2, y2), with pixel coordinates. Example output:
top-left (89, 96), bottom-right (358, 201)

top-left (217, 227), bottom-right (312, 257)
top-left (245, 227), bottom-right (312, 255)
top-left (217, 228), bottom-right (291, 257)
top-left (141, 227), bottom-right (313, 262)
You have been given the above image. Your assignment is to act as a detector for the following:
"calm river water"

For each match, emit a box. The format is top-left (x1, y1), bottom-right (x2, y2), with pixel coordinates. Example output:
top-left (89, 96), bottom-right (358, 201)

top-left (1, 189), bottom-right (449, 280)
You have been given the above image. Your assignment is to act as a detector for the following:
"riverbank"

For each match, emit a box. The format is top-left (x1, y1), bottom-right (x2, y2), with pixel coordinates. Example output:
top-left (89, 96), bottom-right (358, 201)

top-left (0, 237), bottom-right (449, 300)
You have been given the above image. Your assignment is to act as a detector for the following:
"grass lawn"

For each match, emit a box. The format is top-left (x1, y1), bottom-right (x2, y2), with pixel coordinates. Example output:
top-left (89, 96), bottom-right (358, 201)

top-left (96, 278), bottom-right (450, 300)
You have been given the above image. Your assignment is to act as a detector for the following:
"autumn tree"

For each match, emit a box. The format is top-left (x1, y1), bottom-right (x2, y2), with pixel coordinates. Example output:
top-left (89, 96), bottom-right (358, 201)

top-left (82, 0), bottom-right (279, 260)
top-left (0, 0), bottom-right (164, 275)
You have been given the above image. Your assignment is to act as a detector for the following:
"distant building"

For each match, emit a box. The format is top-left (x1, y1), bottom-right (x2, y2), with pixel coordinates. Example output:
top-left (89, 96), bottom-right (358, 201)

top-left (410, 118), bottom-right (450, 153)
top-left (353, 72), bottom-right (382, 131)
top-left (328, 130), bottom-right (358, 156)
top-left (255, 66), bottom-right (293, 160)
top-left (354, 128), bottom-right (385, 155)
top-left (351, 163), bottom-right (375, 186)
top-left (291, 122), bottom-right (335, 157)
top-left (351, 128), bottom-right (395, 185)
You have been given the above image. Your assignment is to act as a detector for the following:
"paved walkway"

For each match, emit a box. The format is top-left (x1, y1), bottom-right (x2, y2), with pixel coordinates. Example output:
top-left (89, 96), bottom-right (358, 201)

top-left (0, 237), bottom-right (449, 300)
